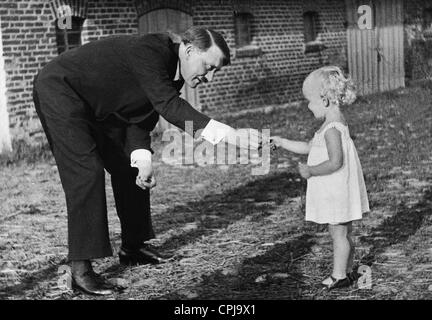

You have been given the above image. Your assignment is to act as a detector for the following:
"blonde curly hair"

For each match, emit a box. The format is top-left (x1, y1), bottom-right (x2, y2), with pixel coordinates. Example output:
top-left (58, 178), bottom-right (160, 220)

top-left (303, 66), bottom-right (357, 106)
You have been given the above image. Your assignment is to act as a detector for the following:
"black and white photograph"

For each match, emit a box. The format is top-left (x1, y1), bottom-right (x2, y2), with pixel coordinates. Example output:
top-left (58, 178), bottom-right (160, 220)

top-left (0, 0), bottom-right (431, 303)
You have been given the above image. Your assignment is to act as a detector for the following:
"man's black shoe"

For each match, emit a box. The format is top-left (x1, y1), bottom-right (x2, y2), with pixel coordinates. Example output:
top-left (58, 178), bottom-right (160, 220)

top-left (72, 270), bottom-right (115, 296)
top-left (141, 243), bottom-right (173, 260)
top-left (119, 244), bottom-right (172, 266)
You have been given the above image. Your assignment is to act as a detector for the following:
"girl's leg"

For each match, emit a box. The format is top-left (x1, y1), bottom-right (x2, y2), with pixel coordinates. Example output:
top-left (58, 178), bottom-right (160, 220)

top-left (322, 223), bottom-right (350, 285)
top-left (346, 222), bottom-right (355, 273)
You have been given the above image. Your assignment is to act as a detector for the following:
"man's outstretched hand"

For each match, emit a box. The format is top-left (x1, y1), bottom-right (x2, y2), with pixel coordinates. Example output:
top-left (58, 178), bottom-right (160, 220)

top-left (135, 160), bottom-right (157, 190)
top-left (200, 120), bottom-right (270, 150)
top-left (226, 128), bottom-right (270, 150)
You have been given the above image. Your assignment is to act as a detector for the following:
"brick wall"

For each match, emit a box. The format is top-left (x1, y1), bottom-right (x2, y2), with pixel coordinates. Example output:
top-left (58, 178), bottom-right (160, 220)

top-left (81, 0), bottom-right (138, 44)
top-left (193, 0), bottom-right (348, 118)
top-left (2, 0), bottom-right (431, 146)
top-left (0, 0), bottom-right (138, 143)
top-left (1, 0), bottom-right (347, 144)
top-left (0, 0), bottom-right (57, 142)
top-left (404, 0), bottom-right (432, 81)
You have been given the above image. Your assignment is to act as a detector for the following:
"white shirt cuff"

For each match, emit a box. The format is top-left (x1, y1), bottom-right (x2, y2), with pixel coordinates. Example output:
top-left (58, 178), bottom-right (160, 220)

top-left (200, 119), bottom-right (235, 145)
top-left (130, 149), bottom-right (152, 167)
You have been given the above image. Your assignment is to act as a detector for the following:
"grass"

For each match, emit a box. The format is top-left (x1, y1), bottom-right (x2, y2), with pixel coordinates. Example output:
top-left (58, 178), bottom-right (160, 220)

top-left (0, 82), bottom-right (431, 300)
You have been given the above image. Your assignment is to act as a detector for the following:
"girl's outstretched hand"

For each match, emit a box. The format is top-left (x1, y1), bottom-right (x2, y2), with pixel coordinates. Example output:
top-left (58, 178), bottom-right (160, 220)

top-left (298, 162), bottom-right (312, 179)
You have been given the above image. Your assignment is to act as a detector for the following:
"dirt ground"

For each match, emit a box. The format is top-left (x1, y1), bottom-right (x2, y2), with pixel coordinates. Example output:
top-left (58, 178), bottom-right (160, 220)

top-left (0, 83), bottom-right (431, 300)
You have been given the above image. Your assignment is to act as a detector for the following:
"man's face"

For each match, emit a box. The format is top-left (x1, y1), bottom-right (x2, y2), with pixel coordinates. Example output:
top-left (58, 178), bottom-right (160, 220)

top-left (180, 43), bottom-right (225, 88)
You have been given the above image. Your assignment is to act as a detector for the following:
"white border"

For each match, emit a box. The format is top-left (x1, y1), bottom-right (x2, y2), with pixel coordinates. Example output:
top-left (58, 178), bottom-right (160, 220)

top-left (0, 15), bottom-right (12, 154)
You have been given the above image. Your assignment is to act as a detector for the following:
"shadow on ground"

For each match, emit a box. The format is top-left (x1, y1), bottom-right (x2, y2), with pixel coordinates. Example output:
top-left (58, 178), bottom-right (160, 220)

top-left (151, 171), bottom-right (305, 252)
top-left (102, 171), bottom-right (305, 279)
top-left (159, 233), bottom-right (316, 300)
top-left (0, 257), bottom-right (66, 299)
top-left (359, 183), bottom-right (432, 265)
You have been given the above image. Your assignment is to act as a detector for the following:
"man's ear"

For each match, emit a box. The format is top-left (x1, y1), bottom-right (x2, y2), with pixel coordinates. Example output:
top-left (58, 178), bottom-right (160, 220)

top-left (185, 44), bottom-right (195, 59)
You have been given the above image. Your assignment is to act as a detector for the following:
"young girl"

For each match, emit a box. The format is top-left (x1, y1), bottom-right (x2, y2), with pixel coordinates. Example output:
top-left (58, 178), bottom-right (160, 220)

top-left (271, 66), bottom-right (369, 290)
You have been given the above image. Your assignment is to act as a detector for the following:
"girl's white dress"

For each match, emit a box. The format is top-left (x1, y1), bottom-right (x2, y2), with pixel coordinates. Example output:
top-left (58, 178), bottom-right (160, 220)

top-left (306, 122), bottom-right (369, 224)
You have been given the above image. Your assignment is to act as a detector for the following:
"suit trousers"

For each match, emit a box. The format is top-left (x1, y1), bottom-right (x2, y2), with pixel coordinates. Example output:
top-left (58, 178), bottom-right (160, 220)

top-left (33, 73), bottom-right (155, 261)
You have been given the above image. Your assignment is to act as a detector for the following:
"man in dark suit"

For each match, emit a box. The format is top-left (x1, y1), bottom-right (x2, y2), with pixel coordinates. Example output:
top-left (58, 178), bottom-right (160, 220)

top-left (33, 27), bottom-right (260, 295)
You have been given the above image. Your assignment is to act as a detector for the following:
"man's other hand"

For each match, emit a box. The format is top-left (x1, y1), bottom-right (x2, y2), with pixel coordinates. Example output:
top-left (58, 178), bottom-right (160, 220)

top-left (135, 160), bottom-right (157, 190)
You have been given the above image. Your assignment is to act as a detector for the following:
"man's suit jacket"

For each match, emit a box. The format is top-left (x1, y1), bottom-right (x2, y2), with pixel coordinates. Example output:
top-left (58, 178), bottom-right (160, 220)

top-left (39, 33), bottom-right (211, 153)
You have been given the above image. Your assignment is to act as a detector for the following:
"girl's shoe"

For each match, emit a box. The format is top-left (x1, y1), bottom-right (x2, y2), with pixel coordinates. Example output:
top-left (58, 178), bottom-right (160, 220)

top-left (321, 275), bottom-right (352, 290)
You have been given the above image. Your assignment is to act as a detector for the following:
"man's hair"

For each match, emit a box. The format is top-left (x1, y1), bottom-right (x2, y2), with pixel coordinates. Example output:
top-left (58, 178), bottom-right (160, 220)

top-left (181, 26), bottom-right (231, 66)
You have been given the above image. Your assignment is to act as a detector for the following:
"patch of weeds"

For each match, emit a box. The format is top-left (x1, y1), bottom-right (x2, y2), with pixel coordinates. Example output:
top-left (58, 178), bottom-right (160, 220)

top-left (0, 139), bottom-right (53, 167)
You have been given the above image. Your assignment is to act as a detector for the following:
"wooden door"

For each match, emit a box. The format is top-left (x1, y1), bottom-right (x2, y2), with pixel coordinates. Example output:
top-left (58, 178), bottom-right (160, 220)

top-left (346, 0), bottom-right (404, 95)
top-left (138, 9), bottom-right (197, 131)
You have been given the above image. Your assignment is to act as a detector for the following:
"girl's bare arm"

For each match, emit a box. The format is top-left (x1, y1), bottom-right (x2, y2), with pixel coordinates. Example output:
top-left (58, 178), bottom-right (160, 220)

top-left (271, 136), bottom-right (311, 154)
